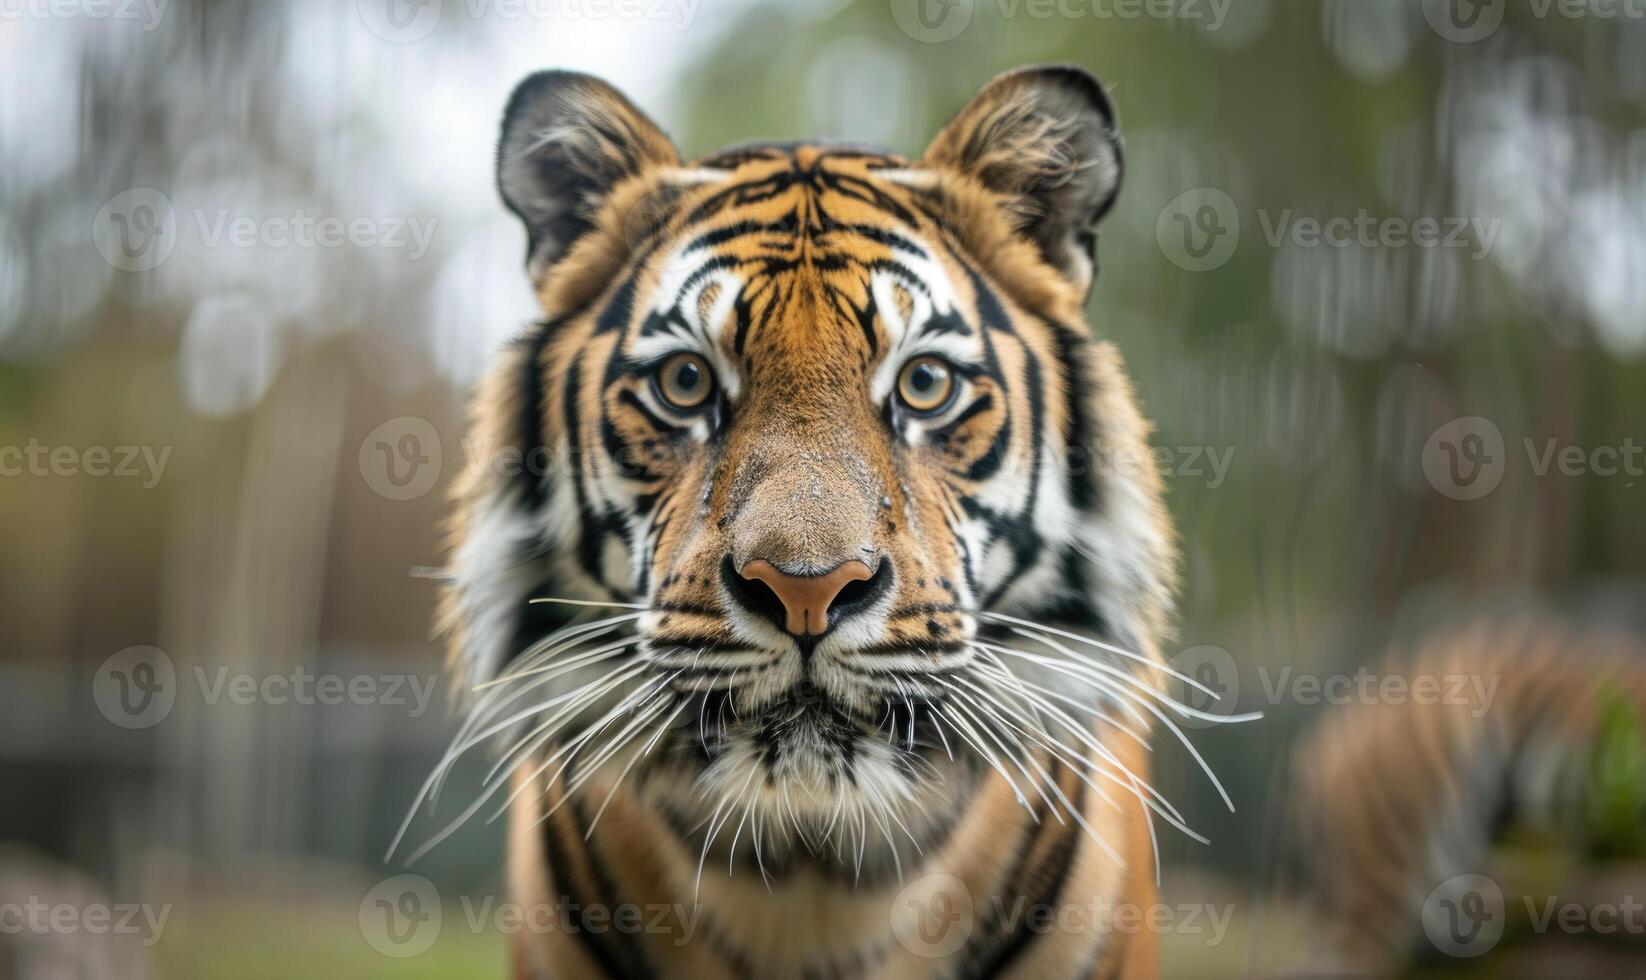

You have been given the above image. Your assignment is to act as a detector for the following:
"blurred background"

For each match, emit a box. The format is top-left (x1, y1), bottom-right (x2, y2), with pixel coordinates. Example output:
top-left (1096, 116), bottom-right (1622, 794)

top-left (2, 0), bottom-right (1645, 976)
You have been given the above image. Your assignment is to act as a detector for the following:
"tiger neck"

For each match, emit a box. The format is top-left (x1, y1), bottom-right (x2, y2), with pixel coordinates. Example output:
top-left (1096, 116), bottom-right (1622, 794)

top-left (506, 733), bottom-right (1155, 978)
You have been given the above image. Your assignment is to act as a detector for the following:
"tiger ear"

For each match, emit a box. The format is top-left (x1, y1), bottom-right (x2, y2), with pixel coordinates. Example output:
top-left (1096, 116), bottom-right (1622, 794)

top-left (921, 65), bottom-right (1122, 297)
top-left (497, 70), bottom-right (680, 280)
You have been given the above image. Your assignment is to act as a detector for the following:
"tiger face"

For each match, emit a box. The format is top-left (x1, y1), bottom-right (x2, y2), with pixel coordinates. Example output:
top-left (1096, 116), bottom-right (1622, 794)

top-left (442, 66), bottom-right (1175, 875)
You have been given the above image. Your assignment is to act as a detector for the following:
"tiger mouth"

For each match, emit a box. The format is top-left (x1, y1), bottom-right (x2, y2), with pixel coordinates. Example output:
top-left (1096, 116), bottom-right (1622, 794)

top-left (688, 680), bottom-right (947, 763)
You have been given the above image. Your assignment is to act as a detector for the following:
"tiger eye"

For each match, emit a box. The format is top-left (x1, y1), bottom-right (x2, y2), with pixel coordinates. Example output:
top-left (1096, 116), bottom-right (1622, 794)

top-left (657, 352), bottom-right (713, 410)
top-left (896, 356), bottom-right (955, 414)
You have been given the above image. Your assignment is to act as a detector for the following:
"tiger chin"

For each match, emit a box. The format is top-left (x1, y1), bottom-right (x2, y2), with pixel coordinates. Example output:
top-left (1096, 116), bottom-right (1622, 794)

top-left (426, 65), bottom-right (1192, 979)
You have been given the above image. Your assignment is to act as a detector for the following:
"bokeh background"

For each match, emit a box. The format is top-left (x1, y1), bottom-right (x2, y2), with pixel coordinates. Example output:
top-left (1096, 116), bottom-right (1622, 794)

top-left (3, 0), bottom-right (1645, 976)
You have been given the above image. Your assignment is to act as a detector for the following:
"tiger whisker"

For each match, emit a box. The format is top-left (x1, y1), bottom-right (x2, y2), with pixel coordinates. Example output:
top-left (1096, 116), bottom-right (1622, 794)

top-left (948, 673), bottom-right (1200, 849)
top-left (523, 683), bottom-right (677, 823)
top-left (387, 617), bottom-right (638, 861)
top-left (557, 703), bottom-right (673, 837)
top-left (483, 659), bottom-right (650, 791)
top-left (460, 641), bottom-right (644, 764)
top-left (983, 635), bottom-right (1247, 812)
top-left (727, 785), bottom-right (758, 876)
top-left (966, 660), bottom-right (1197, 835)
top-left (944, 683), bottom-right (1165, 872)
top-left (583, 686), bottom-right (692, 841)
top-left (989, 630), bottom-right (1258, 727)
top-left (499, 671), bottom-right (666, 823)
top-left (529, 596), bottom-right (650, 610)
top-left (927, 706), bottom-right (955, 761)
top-left (979, 611), bottom-right (1222, 698)
top-left (397, 665), bottom-right (660, 866)
top-left (972, 644), bottom-right (1202, 824)
top-left (696, 763), bottom-right (757, 900)
top-left (972, 650), bottom-right (1151, 747)
top-left (472, 630), bottom-right (642, 690)
top-left (869, 805), bottom-right (903, 884)
top-left (953, 688), bottom-right (1128, 868)
top-left (928, 701), bottom-right (1039, 824)
top-left (427, 618), bottom-right (633, 799)
top-left (943, 692), bottom-right (1064, 826)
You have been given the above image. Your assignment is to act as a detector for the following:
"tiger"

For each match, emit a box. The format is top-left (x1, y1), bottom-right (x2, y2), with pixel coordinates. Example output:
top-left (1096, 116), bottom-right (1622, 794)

top-left (409, 65), bottom-right (1231, 979)
top-left (1274, 614), bottom-right (1646, 976)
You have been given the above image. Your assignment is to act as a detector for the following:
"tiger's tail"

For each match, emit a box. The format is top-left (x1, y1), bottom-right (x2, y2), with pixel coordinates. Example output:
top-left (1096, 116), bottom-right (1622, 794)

top-left (1271, 616), bottom-right (1646, 974)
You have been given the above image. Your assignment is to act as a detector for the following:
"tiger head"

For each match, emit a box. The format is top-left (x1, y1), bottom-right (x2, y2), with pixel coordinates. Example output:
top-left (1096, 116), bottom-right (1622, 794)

top-left (443, 66), bottom-right (1175, 872)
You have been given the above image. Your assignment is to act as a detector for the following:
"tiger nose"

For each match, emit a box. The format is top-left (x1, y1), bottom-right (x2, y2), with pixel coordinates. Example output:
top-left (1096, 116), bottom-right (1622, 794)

top-left (735, 559), bottom-right (876, 637)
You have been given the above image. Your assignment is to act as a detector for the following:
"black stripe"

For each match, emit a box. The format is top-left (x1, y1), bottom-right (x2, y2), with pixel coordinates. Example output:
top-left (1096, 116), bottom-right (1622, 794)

top-left (928, 393), bottom-right (994, 443)
top-left (513, 316), bottom-right (566, 513)
top-left (966, 765), bottom-right (1088, 978)
top-left (616, 388), bottom-right (688, 438)
top-left (964, 261), bottom-right (1017, 337)
top-left (1052, 322), bottom-right (1100, 513)
top-left (573, 793), bottom-right (660, 979)
top-left (919, 309), bottom-right (973, 338)
top-left (565, 354), bottom-right (630, 595)
top-left (540, 789), bottom-right (643, 979)
top-left (594, 274), bottom-right (639, 334)
top-left (961, 415), bottom-right (1011, 482)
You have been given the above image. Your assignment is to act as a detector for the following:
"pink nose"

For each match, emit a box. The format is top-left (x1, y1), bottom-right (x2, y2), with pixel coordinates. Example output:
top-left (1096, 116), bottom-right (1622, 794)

top-left (738, 559), bottom-right (874, 636)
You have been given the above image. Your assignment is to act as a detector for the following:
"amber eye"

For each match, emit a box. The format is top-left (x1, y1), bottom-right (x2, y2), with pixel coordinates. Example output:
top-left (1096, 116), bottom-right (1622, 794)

top-left (656, 352), bottom-right (714, 410)
top-left (896, 356), bottom-right (955, 414)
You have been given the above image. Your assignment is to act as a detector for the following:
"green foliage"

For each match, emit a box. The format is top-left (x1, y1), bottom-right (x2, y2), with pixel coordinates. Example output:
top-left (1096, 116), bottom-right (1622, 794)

top-left (1585, 688), bottom-right (1646, 859)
